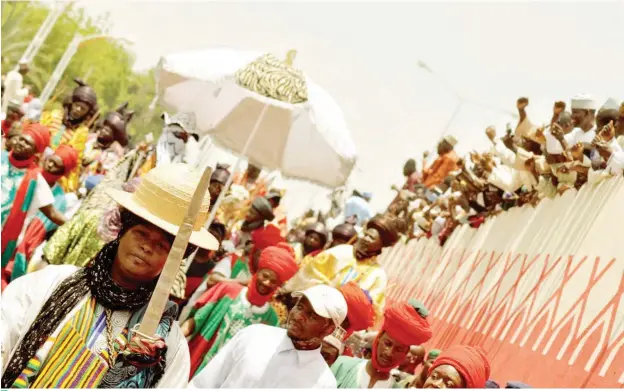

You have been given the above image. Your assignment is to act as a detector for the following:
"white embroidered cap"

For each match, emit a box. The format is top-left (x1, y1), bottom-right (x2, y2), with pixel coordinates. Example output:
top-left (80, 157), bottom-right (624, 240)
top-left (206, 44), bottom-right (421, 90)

top-left (571, 93), bottom-right (597, 110)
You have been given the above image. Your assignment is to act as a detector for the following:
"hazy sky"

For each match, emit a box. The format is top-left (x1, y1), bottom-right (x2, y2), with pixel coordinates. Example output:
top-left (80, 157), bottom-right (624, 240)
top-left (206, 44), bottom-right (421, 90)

top-left (80, 0), bottom-right (624, 218)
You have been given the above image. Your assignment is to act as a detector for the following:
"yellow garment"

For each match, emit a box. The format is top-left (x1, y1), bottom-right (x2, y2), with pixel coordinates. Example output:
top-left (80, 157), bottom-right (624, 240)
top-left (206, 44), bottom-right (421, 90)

top-left (41, 110), bottom-right (90, 193)
top-left (282, 244), bottom-right (387, 313)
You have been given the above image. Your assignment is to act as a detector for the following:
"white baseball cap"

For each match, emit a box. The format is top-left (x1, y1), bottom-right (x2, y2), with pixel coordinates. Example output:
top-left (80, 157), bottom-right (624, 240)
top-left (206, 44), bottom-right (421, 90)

top-left (292, 284), bottom-right (348, 326)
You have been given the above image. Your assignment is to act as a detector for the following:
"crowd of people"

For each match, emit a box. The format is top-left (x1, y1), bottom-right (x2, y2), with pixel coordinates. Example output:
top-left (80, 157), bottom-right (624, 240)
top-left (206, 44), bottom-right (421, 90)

top-left (2, 61), bottom-right (622, 389)
top-left (374, 95), bottom-right (624, 246)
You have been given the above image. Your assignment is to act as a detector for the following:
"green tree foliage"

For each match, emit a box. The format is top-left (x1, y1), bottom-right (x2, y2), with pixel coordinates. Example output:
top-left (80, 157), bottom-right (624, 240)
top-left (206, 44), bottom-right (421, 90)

top-left (1, 1), bottom-right (163, 142)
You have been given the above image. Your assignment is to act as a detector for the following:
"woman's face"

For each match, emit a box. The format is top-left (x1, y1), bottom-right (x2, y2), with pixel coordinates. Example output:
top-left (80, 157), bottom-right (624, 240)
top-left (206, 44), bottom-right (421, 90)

top-left (11, 133), bottom-right (37, 159)
top-left (423, 365), bottom-right (465, 389)
top-left (70, 101), bottom-right (90, 121)
top-left (114, 223), bottom-right (173, 285)
top-left (354, 227), bottom-right (382, 259)
top-left (44, 154), bottom-right (65, 175)
top-left (255, 268), bottom-right (280, 295)
top-left (374, 331), bottom-right (410, 369)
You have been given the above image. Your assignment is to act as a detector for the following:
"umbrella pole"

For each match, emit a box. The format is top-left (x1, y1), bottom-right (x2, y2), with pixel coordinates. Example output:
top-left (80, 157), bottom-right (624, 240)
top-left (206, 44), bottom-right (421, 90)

top-left (203, 102), bottom-right (270, 229)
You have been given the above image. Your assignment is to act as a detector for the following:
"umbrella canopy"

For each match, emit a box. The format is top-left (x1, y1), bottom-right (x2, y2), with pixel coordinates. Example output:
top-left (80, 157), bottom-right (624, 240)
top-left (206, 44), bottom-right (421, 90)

top-left (155, 48), bottom-right (357, 188)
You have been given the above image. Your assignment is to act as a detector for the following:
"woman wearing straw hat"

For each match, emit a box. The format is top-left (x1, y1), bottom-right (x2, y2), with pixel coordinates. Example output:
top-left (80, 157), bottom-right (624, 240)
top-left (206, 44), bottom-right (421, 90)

top-left (1, 163), bottom-right (219, 389)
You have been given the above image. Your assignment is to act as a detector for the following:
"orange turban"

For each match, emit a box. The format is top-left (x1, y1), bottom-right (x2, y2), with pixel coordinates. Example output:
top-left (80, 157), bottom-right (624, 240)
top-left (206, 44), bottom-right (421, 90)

top-left (381, 301), bottom-right (432, 346)
top-left (257, 243), bottom-right (298, 283)
top-left (339, 282), bottom-right (375, 334)
top-left (22, 123), bottom-right (50, 153)
top-left (429, 345), bottom-right (491, 389)
top-left (54, 145), bottom-right (79, 174)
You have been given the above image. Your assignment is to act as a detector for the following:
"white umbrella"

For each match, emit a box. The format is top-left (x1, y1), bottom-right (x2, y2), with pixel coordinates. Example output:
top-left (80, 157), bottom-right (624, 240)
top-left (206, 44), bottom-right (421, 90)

top-left (155, 48), bottom-right (357, 189)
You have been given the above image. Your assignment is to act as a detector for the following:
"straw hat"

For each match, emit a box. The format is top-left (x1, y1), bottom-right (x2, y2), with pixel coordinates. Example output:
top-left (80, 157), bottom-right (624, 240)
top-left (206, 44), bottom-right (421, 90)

top-left (107, 163), bottom-right (219, 250)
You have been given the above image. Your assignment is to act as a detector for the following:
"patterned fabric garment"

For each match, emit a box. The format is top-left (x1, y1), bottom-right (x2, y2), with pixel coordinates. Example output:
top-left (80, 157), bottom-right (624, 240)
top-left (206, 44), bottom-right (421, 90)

top-left (43, 151), bottom-right (142, 266)
top-left (9, 184), bottom-right (67, 282)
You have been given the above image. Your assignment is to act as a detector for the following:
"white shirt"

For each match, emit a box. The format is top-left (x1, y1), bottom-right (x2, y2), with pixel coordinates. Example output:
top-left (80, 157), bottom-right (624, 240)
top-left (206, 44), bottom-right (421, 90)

top-left (190, 324), bottom-right (336, 389)
top-left (357, 361), bottom-right (393, 389)
top-left (1, 266), bottom-right (190, 388)
top-left (564, 127), bottom-right (597, 147)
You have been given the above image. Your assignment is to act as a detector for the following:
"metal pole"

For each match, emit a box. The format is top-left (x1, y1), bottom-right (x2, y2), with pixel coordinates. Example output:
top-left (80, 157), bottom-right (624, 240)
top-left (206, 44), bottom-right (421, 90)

top-left (19, 3), bottom-right (67, 66)
top-left (441, 102), bottom-right (463, 137)
top-left (203, 103), bottom-right (270, 229)
top-left (39, 33), bottom-right (82, 105)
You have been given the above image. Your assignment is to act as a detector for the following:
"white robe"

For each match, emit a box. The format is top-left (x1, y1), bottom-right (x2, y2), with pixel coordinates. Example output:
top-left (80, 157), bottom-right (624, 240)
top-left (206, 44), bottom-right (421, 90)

top-left (0, 265), bottom-right (190, 388)
top-left (190, 324), bottom-right (336, 388)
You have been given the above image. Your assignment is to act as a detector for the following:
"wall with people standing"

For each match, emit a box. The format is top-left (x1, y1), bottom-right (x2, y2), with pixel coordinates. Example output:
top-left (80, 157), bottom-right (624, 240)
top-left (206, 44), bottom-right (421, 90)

top-left (379, 176), bottom-right (624, 388)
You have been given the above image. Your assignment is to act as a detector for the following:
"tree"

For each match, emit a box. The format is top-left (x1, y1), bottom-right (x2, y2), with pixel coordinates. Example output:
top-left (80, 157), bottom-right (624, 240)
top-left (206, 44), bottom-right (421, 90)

top-left (1, 1), bottom-right (163, 141)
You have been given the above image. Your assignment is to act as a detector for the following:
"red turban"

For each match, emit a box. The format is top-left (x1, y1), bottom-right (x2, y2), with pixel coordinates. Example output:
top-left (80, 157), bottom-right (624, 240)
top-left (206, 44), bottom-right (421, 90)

top-left (382, 302), bottom-right (432, 346)
top-left (339, 282), bottom-right (375, 334)
top-left (257, 243), bottom-right (298, 283)
top-left (54, 145), bottom-right (79, 174)
top-left (251, 224), bottom-right (285, 253)
top-left (429, 345), bottom-right (491, 389)
top-left (22, 123), bottom-right (50, 154)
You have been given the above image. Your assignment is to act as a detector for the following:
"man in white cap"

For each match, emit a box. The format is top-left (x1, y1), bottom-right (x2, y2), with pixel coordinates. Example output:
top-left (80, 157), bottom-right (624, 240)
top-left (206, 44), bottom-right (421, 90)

top-left (189, 284), bottom-right (347, 388)
top-left (552, 93), bottom-right (597, 150)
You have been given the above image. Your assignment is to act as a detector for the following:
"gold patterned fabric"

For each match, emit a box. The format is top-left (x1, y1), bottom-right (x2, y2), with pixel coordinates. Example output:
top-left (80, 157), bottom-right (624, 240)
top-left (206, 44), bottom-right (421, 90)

top-left (43, 209), bottom-right (104, 267)
top-left (235, 53), bottom-right (308, 104)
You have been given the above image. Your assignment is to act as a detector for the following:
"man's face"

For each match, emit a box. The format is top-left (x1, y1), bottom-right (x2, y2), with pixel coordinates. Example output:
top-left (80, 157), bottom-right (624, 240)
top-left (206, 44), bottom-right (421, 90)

top-left (70, 101), bottom-right (90, 121)
top-left (287, 297), bottom-right (332, 342)
top-left (245, 207), bottom-right (262, 223)
top-left (96, 125), bottom-right (115, 147)
top-left (374, 331), bottom-right (410, 369)
top-left (12, 133), bottom-right (37, 159)
top-left (303, 232), bottom-right (323, 253)
top-left (423, 364), bottom-right (465, 389)
top-left (209, 181), bottom-right (224, 203)
top-left (321, 341), bottom-right (340, 366)
top-left (115, 223), bottom-right (172, 284)
top-left (255, 268), bottom-right (280, 295)
top-left (247, 165), bottom-right (261, 181)
top-left (571, 109), bottom-right (594, 129)
top-left (44, 155), bottom-right (65, 176)
top-left (6, 109), bottom-right (23, 123)
top-left (354, 227), bottom-right (382, 259)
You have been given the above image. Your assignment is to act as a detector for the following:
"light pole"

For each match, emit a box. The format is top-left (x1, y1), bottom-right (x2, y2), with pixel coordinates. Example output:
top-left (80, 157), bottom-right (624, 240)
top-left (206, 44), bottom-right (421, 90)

top-left (17, 2), bottom-right (69, 66)
top-left (417, 60), bottom-right (464, 137)
top-left (417, 60), bottom-right (518, 137)
top-left (39, 33), bottom-right (133, 105)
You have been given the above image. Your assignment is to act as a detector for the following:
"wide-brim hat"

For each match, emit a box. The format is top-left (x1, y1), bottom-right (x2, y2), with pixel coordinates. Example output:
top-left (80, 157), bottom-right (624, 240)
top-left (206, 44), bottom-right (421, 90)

top-left (107, 163), bottom-right (219, 250)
